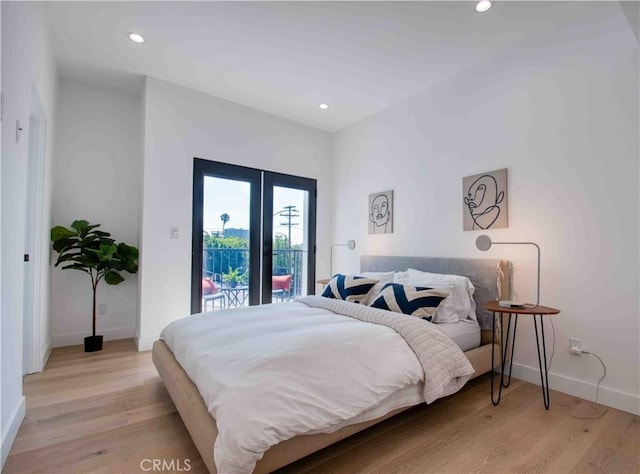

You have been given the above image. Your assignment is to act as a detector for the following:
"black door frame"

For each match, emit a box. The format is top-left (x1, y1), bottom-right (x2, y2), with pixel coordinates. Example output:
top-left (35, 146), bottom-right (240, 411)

top-left (191, 159), bottom-right (261, 314)
top-left (192, 158), bottom-right (317, 313)
top-left (262, 172), bottom-right (317, 304)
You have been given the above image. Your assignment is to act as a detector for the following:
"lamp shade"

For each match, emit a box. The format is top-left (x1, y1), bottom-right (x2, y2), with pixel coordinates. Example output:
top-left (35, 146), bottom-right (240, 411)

top-left (476, 235), bottom-right (492, 251)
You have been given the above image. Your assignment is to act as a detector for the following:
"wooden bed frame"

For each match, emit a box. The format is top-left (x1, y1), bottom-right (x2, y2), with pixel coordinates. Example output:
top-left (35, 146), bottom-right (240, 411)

top-left (152, 256), bottom-right (511, 473)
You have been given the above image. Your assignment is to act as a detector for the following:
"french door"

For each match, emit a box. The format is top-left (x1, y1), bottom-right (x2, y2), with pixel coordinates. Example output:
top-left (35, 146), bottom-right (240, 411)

top-left (191, 159), bottom-right (316, 313)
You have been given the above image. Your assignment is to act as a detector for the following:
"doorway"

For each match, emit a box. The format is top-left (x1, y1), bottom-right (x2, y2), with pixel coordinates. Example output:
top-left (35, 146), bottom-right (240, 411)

top-left (23, 88), bottom-right (47, 374)
top-left (191, 159), bottom-right (316, 313)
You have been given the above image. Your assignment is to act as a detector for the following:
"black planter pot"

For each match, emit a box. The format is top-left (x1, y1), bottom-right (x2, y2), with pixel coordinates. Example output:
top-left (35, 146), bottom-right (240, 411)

top-left (84, 335), bottom-right (103, 352)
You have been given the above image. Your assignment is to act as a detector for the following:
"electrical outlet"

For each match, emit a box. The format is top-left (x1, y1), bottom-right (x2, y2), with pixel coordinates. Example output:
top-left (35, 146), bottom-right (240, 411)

top-left (569, 337), bottom-right (583, 355)
top-left (98, 303), bottom-right (107, 316)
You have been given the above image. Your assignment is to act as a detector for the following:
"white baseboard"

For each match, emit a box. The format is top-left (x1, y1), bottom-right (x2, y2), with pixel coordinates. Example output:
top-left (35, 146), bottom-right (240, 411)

top-left (51, 327), bottom-right (135, 348)
top-left (511, 362), bottom-right (640, 416)
top-left (136, 335), bottom-right (156, 352)
top-left (1, 396), bottom-right (25, 469)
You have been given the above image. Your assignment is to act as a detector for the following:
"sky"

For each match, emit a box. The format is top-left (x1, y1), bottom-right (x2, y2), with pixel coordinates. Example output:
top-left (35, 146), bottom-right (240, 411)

top-left (203, 176), bottom-right (307, 245)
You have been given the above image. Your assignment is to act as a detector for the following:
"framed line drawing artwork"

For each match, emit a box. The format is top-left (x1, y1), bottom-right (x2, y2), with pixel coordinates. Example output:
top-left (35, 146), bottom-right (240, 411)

top-left (463, 169), bottom-right (508, 230)
top-left (369, 190), bottom-right (393, 234)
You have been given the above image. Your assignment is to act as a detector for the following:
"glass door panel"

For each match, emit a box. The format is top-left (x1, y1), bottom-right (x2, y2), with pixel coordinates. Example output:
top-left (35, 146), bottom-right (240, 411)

top-left (271, 186), bottom-right (310, 303)
top-left (262, 173), bottom-right (316, 304)
top-left (202, 176), bottom-right (251, 310)
top-left (191, 159), bottom-right (261, 314)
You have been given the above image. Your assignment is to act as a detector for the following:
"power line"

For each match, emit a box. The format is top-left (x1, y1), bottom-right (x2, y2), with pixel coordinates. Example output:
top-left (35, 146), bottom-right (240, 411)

top-left (276, 205), bottom-right (299, 272)
top-left (276, 205), bottom-right (299, 248)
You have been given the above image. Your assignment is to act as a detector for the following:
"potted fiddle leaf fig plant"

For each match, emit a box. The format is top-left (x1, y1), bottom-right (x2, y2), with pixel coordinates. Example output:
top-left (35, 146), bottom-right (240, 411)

top-left (51, 220), bottom-right (139, 352)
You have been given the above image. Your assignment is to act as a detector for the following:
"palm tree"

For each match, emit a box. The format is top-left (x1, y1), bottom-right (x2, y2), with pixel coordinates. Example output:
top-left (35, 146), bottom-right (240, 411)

top-left (220, 213), bottom-right (230, 236)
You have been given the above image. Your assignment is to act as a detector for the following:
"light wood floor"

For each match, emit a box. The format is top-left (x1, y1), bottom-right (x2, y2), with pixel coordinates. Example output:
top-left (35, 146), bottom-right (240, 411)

top-left (4, 339), bottom-right (639, 474)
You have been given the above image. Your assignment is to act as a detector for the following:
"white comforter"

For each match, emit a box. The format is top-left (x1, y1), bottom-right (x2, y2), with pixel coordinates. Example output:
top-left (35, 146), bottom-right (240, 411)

top-left (160, 296), bottom-right (474, 473)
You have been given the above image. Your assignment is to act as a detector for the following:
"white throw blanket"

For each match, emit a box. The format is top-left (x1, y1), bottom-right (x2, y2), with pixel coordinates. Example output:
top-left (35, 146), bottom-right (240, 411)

top-left (160, 296), bottom-right (474, 473)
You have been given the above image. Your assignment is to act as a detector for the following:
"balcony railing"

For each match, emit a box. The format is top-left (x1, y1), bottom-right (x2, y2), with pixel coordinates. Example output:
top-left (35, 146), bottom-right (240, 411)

top-left (202, 247), bottom-right (306, 299)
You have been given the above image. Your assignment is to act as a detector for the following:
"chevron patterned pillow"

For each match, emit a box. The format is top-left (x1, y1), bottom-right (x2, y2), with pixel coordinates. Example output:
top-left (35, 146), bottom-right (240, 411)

top-left (369, 283), bottom-right (450, 321)
top-left (321, 274), bottom-right (379, 303)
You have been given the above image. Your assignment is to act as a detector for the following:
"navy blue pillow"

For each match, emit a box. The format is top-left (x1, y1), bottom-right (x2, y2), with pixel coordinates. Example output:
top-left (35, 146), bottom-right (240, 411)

top-left (321, 274), bottom-right (379, 303)
top-left (369, 283), bottom-right (449, 321)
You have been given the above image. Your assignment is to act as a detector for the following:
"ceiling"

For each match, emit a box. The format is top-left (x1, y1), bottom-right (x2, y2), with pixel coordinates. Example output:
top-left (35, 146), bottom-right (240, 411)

top-left (46, 1), bottom-right (632, 132)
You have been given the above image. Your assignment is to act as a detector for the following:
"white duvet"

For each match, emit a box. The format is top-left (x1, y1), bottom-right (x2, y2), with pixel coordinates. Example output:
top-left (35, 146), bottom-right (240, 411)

top-left (160, 296), bottom-right (474, 473)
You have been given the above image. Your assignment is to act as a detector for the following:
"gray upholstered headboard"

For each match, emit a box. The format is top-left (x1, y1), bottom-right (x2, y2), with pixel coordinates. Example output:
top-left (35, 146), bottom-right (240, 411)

top-left (360, 255), bottom-right (511, 329)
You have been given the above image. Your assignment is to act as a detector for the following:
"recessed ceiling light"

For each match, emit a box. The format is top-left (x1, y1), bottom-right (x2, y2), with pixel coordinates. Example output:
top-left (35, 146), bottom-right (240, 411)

top-left (319, 103), bottom-right (329, 110)
top-left (475, 0), bottom-right (492, 13)
top-left (128, 32), bottom-right (145, 44)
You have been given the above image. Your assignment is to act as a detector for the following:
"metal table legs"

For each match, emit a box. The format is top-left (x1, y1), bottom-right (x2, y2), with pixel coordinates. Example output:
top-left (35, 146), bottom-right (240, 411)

top-left (533, 315), bottom-right (551, 409)
top-left (491, 312), bottom-right (550, 409)
top-left (491, 312), bottom-right (517, 406)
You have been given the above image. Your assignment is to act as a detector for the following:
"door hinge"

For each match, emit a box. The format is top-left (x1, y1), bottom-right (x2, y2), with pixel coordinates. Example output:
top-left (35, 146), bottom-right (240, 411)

top-left (24, 254), bottom-right (30, 262)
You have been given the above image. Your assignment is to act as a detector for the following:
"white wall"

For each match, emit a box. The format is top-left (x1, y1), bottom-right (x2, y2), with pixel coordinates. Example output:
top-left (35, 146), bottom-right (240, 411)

top-left (137, 78), bottom-right (332, 350)
top-left (1, 1), bottom-right (57, 466)
top-left (50, 78), bottom-right (141, 347)
top-left (332, 8), bottom-right (639, 414)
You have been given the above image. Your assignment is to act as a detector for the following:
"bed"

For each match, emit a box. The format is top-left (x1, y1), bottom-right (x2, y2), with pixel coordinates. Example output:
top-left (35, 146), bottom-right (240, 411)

top-left (152, 256), bottom-right (511, 473)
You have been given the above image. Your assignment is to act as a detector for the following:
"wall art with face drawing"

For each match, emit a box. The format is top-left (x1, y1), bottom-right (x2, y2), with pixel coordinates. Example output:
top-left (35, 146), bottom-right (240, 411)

top-left (463, 169), bottom-right (508, 230)
top-left (368, 190), bottom-right (393, 234)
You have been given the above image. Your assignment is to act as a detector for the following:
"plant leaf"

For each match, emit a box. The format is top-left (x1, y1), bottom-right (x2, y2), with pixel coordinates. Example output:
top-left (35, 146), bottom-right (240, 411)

top-left (70, 220), bottom-right (90, 232)
top-left (116, 243), bottom-right (139, 274)
top-left (98, 243), bottom-right (117, 261)
top-left (51, 226), bottom-right (77, 242)
top-left (117, 243), bottom-right (139, 259)
top-left (52, 237), bottom-right (77, 253)
top-left (55, 252), bottom-right (82, 265)
top-left (104, 271), bottom-right (125, 285)
top-left (60, 264), bottom-right (90, 274)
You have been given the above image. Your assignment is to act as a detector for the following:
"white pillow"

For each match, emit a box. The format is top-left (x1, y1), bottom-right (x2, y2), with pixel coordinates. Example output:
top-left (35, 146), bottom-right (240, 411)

top-left (357, 271), bottom-right (394, 305)
top-left (407, 269), bottom-right (477, 323)
top-left (393, 271), bottom-right (411, 284)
